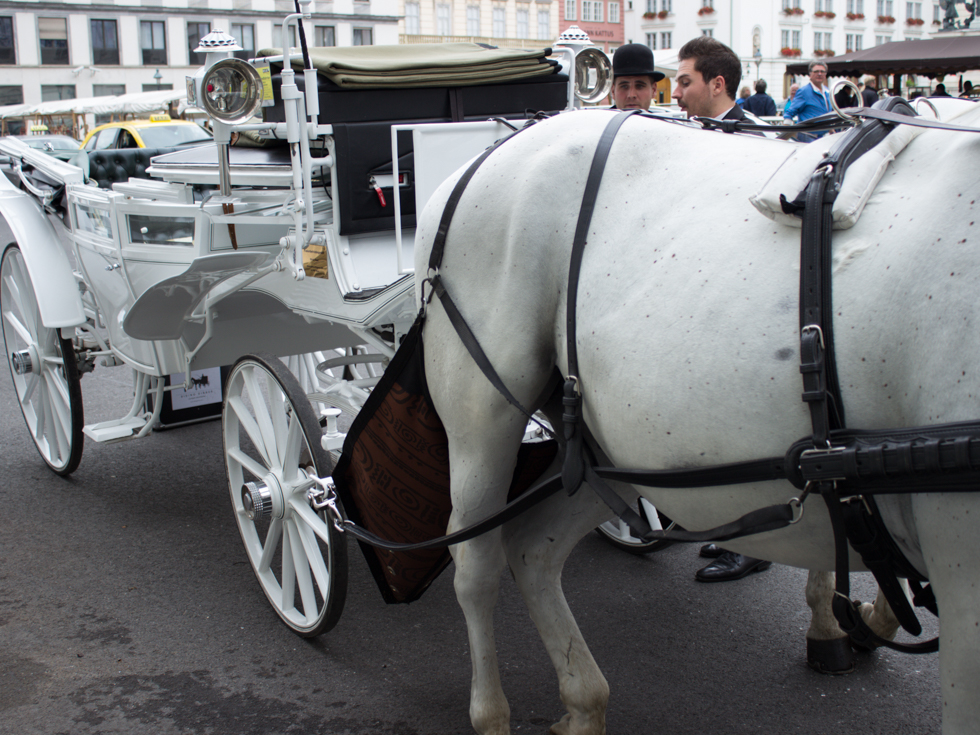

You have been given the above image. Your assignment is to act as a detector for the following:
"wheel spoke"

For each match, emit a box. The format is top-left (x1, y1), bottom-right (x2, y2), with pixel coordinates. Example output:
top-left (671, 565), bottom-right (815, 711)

top-left (281, 521), bottom-right (296, 611)
top-left (280, 418), bottom-right (305, 484)
top-left (242, 368), bottom-right (278, 469)
top-left (227, 445), bottom-right (268, 482)
top-left (2, 306), bottom-right (34, 347)
top-left (286, 519), bottom-right (318, 621)
top-left (268, 384), bottom-right (289, 469)
top-left (44, 372), bottom-right (69, 463)
top-left (20, 371), bottom-right (39, 406)
top-left (226, 394), bottom-right (272, 469)
top-left (257, 518), bottom-right (283, 573)
top-left (290, 497), bottom-right (337, 547)
top-left (292, 508), bottom-right (330, 596)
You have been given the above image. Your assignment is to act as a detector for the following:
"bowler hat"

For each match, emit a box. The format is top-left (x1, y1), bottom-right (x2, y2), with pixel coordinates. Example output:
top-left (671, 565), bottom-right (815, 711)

top-left (612, 44), bottom-right (666, 82)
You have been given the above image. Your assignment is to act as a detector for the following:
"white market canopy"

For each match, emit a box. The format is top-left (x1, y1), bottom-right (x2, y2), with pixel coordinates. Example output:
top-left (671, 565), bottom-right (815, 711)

top-left (0, 89), bottom-right (186, 120)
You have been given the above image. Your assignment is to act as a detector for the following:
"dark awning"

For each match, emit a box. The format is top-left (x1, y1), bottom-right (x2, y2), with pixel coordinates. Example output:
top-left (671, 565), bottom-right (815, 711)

top-left (785, 35), bottom-right (980, 79)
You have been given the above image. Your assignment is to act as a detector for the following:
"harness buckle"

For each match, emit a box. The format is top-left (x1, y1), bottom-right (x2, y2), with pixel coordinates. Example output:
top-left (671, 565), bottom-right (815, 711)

top-left (799, 445), bottom-right (846, 480)
top-left (801, 323), bottom-right (826, 349)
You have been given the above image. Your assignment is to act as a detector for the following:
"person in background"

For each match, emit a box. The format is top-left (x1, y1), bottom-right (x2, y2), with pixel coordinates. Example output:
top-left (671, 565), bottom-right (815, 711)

top-left (932, 82), bottom-right (952, 97)
top-left (609, 43), bottom-right (666, 111)
top-left (783, 60), bottom-right (832, 140)
top-left (743, 79), bottom-right (777, 117)
top-left (736, 86), bottom-right (751, 106)
top-left (834, 80), bottom-right (858, 110)
top-left (862, 76), bottom-right (879, 106)
top-left (960, 81), bottom-right (975, 98)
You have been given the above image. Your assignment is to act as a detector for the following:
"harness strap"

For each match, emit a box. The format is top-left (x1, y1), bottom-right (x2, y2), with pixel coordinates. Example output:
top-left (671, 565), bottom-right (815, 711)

top-left (563, 109), bottom-right (641, 496)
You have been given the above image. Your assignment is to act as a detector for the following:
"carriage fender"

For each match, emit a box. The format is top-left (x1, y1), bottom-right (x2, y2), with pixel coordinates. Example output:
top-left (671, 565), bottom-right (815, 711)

top-left (0, 173), bottom-right (85, 329)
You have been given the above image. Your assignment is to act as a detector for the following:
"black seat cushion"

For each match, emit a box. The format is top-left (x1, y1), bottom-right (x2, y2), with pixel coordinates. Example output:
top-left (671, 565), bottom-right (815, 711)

top-left (88, 147), bottom-right (177, 189)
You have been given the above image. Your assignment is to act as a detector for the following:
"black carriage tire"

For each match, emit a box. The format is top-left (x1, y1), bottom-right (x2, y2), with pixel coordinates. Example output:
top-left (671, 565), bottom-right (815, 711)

top-left (596, 500), bottom-right (677, 555)
top-left (223, 352), bottom-right (349, 638)
top-left (1, 244), bottom-right (84, 477)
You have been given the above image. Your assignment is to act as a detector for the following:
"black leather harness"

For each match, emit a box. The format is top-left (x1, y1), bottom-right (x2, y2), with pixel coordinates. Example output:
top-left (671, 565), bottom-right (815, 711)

top-left (357, 101), bottom-right (980, 653)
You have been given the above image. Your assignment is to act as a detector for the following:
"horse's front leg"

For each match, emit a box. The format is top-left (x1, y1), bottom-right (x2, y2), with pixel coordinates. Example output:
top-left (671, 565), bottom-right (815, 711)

top-left (502, 474), bottom-right (613, 735)
top-left (805, 570), bottom-right (856, 674)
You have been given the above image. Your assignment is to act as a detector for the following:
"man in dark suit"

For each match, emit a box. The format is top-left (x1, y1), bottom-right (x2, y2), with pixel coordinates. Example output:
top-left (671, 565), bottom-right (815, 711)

top-left (671, 36), bottom-right (751, 126)
top-left (609, 43), bottom-right (666, 111)
top-left (743, 79), bottom-right (778, 117)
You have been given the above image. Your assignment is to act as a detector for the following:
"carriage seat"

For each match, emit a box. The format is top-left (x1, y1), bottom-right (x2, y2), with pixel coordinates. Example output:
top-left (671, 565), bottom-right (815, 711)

top-left (85, 147), bottom-right (178, 190)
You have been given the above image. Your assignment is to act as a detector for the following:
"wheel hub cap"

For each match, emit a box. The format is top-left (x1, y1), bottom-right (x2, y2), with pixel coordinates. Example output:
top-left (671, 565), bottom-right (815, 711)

top-left (242, 481), bottom-right (273, 520)
top-left (11, 349), bottom-right (33, 375)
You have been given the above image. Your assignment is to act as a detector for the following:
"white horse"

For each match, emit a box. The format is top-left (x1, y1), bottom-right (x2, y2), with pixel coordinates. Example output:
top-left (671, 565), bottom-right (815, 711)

top-left (413, 104), bottom-right (980, 734)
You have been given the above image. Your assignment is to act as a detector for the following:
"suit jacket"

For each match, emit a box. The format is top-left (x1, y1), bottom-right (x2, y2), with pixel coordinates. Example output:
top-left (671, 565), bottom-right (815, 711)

top-left (743, 92), bottom-right (777, 117)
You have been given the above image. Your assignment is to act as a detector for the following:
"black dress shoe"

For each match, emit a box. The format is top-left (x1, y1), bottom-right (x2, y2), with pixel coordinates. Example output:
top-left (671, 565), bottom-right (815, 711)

top-left (695, 552), bottom-right (772, 583)
top-left (699, 543), bottom-right (724, 558)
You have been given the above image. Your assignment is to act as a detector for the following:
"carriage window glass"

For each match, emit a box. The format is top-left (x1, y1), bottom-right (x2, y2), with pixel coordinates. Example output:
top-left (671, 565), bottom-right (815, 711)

top-left (128, 215), bottom-right (195, 246)
top-left (74, 203), bottom-right (113, 239)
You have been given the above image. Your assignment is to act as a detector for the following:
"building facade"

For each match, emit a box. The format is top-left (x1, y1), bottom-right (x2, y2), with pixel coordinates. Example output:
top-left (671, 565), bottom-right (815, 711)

top-left (559, 0), bottom-right (625, 52)
top-left (398, 0), bottom-right (561, 50)
top-left (624, 0), bottom-right (963, 103)
top-left (0, 0), bottom-right (401, 110)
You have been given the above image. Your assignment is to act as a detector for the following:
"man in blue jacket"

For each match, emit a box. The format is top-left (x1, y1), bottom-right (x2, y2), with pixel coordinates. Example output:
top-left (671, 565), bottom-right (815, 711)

top-left (783, 60), bottom-right (833, 140)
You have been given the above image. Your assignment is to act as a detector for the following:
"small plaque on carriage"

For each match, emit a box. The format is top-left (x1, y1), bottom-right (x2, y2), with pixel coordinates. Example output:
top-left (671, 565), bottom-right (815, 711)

top-left (303, 243), bottom-right (329, 279)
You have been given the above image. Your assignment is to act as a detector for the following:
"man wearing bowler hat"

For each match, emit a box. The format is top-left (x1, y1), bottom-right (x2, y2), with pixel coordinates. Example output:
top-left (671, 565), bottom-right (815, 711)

top-left (610, 43), bottom-right (666, 111)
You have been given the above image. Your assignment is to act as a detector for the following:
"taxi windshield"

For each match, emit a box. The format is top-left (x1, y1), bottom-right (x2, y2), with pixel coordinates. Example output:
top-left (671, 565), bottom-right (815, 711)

top-left (137, 124), bottom-right (212, 148)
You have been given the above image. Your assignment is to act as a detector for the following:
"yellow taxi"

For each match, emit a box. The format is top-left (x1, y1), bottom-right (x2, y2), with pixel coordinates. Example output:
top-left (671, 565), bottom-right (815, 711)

top-left (80, 115), bottom-right (212, 151)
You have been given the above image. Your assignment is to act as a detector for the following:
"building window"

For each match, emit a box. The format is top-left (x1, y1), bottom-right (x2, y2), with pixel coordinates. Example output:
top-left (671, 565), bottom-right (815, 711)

top-left (187, 22), bottom-right (210, 67)
top-left (816, 0), bottom-right (834, 11)
top-left (42, 84), bottom-right (75, 101)
top-left (231, 24), bottom-right (254, 60)
top-left (516, 6), bottom-right (529, 38)
top-left (792, 29), bottom-right (801, 47)
top-left (906, 2), bottom-right (921, 18)
top-left (934, 2), bottom-right (941, 22)
top-left (876, 0), bottom-right (893, 15)
top-left (141, 21), bottom-right (166, 66)
top-left (781, 29), bottom-right (790, 47)
top-left (661, 0), bottom-right (672, 11)
top-left (0, 84), bottom-right (22, 109)
top-left (609, 2), bottom-right (620, 23)
top-left (702, 28), bottom-right (714, 36)
top-left (405, 3), bottom-right (420, 34)
top-left (566, 0), bottom-right (577, 20)
top-left (0, 17), bottom-right (15, 64)
top-left (493, 6), bottom-right (506, 36)
top-left (875, 34), bottom-right (891, 44)
top-left (583, 0), bottom-right (604, 22)
top-left (845, 33), bottom-right (863, 50)
top-left (467, 5), bottom-right (481, 35)
top-left (91, 19), bottom-right (119, 65)
top-left (661, 31), bottom-right (671, 47)
top-left (537, 8), bottom-right (550, 39)
top-left (315, 25), bottom-right (336, 46)
top-left (783, 0), bottom-right (801, 8)
top-left (702, 0), bottom-right (714, 8)
top-left (272, 25), bottom-right (297, 50)
top-left (645, 0), bottom-right (655, 12)
top-left (39, 18), bottom-right (69, 66)
top-left (646, 32), bottom-right (656, 49)
top-left (814, 31), bottom-right (823, 48)
top-left (437, 3), bottom-right (451, 35)
top-left (93, 84), bottom-right (125, 125)
top-left (353, 27), bottom-right (373, 45)
top-left (847, 0), bottom-right (865, 12)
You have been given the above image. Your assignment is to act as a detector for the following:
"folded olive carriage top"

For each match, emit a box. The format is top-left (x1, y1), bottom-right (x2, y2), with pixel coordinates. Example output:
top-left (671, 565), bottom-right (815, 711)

top-left (257, 43), bottom-right (557, 88)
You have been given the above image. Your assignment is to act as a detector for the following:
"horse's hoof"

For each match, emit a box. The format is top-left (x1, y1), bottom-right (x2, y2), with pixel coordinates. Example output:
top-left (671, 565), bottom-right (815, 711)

top-left (807, 636), bottom-right (855, 675)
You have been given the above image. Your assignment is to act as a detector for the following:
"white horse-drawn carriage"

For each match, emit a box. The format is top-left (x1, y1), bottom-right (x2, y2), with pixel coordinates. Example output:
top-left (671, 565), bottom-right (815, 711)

top-left (4, 4), bottom-right (978, 729)
top-left (0, 2), bottom-right (610, 637)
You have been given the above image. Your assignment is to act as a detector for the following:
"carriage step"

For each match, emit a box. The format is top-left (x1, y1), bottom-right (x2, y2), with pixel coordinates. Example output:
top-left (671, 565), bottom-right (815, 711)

top-left (82, 416), bottom-right (148, 443)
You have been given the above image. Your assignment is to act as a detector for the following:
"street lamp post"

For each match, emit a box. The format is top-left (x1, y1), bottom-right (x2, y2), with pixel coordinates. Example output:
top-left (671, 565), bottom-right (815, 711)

top-left (153, 68), bottom-right (163, 90)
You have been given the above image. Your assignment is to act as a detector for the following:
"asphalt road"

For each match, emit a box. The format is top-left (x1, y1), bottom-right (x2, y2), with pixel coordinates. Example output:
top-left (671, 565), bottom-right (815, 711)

top-left (0, 354), bottom-right (942, 735)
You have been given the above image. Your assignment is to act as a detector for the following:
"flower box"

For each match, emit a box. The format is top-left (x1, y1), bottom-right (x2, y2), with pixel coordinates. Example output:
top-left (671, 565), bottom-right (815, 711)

top-left (697, 6), bottom-right (715, 15)
top-left (906, 17), bottom-right (924, 26)
top-left (845, 12), bottom-right (865, 19)
top-left (813, 48), bottom-right (836, 57)
top-left (780, 47), bottom-right (802, 57)
top-left (814, 10), bottom-right (836, 18)
top-left (658, 9), bottom-right (669, 18)
top-left (877, 14), bottom-right (895, 23)
top-left (642, 11), bottom-right (655, 18)
top-left (782, 7), bottom-right (805, 15)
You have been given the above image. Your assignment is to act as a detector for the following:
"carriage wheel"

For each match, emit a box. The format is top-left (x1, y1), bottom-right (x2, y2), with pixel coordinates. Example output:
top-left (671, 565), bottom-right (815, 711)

top-left (223, 353), bottom-right (348, 637)
top-left (1, 244), bottom-right (84, 476)
top-left (596, 498), bottom-right (677, 554)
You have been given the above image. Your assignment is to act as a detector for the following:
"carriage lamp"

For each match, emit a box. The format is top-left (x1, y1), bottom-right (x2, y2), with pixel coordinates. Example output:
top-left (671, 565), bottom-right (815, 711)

top-left (573, 47), bottom-right (613, 105)
top-left (201, 58), bottom-right (264, 125)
